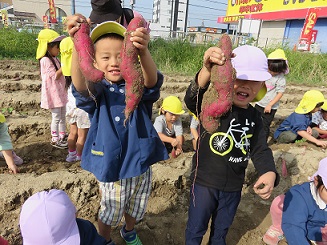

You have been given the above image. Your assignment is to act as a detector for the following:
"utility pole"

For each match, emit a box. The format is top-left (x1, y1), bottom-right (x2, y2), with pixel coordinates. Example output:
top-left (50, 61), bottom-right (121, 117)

top-left (71, 0), bottom-right (75, 15)
top-left (184, 0), bottom-right (189, 34)
top-left (172, 0), bottom-right (179, 38)
top-left (130, 0), bottom-right (135, 10)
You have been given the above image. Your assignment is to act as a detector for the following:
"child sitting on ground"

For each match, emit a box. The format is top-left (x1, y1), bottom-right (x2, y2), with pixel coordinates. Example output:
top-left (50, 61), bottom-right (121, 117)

top-left (0, 113), bottom-right (23, 174)
top-left (263, 156), bottom-right (327, 245)
top-left (19, 189), bottom-right (107, 245)
top-left (311, 101), bottom-right (327, 139)
top-left (153, 95), bottom-right (185, 157)
top-left (274, 90), bottom-right (327, 148)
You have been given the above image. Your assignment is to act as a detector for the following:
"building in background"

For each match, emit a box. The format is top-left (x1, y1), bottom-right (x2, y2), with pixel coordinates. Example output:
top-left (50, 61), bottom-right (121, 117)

top-left (12, 0), bottom-right (70, 24)
top-left (218, 0), bottom-right (327, 53)
top-left (0, 0), bottom-right (71, 26)
top-left (151, 0), bottom-right (189, 38)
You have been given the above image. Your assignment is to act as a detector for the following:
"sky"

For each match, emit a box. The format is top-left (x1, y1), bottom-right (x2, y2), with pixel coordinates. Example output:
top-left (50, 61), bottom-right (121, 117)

top-left (74, 0), bottom-right (228, 28)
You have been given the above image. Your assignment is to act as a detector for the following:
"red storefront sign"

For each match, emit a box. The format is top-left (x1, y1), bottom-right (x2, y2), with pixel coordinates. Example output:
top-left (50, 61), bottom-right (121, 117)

top-left (48, 0), bottom-right (57, 23)
top-left (300, 8), bottom-right (319, 40)
top-left (297, 8), bottom-right (319, 51)
top-left (311, 29), bottom-right (318, 43)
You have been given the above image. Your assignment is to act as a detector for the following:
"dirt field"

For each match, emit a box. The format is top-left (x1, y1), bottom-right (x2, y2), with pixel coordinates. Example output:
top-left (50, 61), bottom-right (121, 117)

top-left (0, 59), bottom-right (326, 245)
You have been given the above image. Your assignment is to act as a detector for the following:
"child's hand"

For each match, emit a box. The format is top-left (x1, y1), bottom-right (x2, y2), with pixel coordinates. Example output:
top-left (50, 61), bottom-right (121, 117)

top-left (65, 14), bottom-right (90, 37)
top-left (264, 105), bottom-right (272, 113)
top-left (130, 27), bottom-right (150, 55)
top-left (316, 140), bottom-right (327, 148)
top-left (7, 162), bottom-right (18, 174)
top-left (203, 47), bottom-right (227, 71)
top-left (253, 171), bottom-right (276, 199)
top-left (307, 126), bottom-right (312, 135)
top-left (171, 138), bottom-right (179, 148)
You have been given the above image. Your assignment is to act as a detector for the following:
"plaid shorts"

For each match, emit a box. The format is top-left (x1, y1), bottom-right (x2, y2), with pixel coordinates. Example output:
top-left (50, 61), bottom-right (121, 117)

top-left (98, 168), bottom-right (152, 226)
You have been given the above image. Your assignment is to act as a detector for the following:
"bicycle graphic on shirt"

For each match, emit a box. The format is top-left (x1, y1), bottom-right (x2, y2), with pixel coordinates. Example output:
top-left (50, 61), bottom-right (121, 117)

top-left (209, 118), bottom-right (253, 157)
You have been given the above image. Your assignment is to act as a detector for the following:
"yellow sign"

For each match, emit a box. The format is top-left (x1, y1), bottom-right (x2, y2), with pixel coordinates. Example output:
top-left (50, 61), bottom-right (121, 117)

top-left (227, 0), bottom-right (327, 16)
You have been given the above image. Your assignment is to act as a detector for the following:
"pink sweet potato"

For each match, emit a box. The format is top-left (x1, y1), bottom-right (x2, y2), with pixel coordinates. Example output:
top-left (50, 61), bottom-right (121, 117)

top-left (200, 34), bottom-right (236, 133)
top-left (120, 16), bottom-right (146, 125)
top-left (73, 23), bottom-right (104, 82)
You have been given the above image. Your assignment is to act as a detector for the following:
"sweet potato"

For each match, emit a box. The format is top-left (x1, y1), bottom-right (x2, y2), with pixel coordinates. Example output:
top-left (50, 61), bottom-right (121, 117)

top-left (73, 22), bottom-right (104, 82)
top-left (200, 34), bottom-right (236, 133)
top-left (120, 16), bottom-right (146, 125)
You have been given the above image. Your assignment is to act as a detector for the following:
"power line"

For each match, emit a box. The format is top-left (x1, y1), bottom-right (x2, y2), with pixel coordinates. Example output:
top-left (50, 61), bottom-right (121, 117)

top-left (198, 0), bottom-right (228, 5)
top-left (189, 3), bottom-right (226, 12)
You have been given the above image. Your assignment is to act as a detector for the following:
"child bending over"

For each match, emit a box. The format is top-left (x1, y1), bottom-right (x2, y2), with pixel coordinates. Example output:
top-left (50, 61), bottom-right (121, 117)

top-left (153, 95), bottom-right (185, 157)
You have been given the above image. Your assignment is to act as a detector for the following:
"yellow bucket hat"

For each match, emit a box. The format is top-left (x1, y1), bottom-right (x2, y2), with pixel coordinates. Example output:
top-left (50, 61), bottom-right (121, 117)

top-left (0, 113), bottom-right (6, 123)
top-left (295, 90), bottom-right (324, 114)
top-left (161, 96), bottom-right (185, 115)
top-left (36, 29), bottom-right (66, 60)
top-left (90, 21), bottom-right (126, 43)
top-left (60, 37), bottom-right (74, 76)
top-left (268, 49), bottom-right (287, 60)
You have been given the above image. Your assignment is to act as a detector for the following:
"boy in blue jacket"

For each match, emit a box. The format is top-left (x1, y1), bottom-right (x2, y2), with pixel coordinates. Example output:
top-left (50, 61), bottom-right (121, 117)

top-left (68, 18), bottom-right (168, 245)
top-left (263, 157), bottom-right (327, 245)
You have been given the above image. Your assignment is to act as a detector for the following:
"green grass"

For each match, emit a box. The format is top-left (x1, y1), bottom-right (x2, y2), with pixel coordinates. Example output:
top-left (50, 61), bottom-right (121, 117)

top-left (1, 28), bottom-right (326, 85)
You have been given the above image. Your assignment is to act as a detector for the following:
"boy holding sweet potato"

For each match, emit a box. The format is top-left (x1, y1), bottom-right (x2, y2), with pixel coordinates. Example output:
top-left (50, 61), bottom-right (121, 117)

top-left (184, 44), bottom-right (279, 244)
top-left (67, 17), bottom-right (168, 245)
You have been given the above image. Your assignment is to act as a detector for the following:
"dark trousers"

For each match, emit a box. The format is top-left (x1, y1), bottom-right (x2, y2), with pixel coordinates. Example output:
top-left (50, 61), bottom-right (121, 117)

top-left (185, 183), bottom-right (241, 245)
top-left (255, 104), bottom-right (277, 141)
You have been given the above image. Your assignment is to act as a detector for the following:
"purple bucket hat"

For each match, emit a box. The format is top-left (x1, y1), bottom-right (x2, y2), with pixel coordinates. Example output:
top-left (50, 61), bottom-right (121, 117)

top-left (311, 157), bottom-right (327, 185)
top-left (231, 45), bottom-right (272, 82)
top-left (19, 189), bottom-right (80, 245)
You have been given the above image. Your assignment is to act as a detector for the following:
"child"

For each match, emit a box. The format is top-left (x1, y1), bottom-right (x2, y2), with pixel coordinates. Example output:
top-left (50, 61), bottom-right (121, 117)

top-left (36, 29), bottom-right (68, 149)
top-left (255, 48), bottom-right (288, 141)
top-left (274, 90), bottom-right (327, 148)
top-left (153, 95), bottom-right (185, 157)
top-left (0, 113), bottom-right (23, 174)
top-left (189, 112), bottom-right (199, 151)
top-left (19, 189), bottom-right (107, 245)
top-left (60, 36), bottom-right (91, 162)
top-left (263, 157), bottom-right (327, 245)
top-left (184, 44), bottom-right (279, 244)
top-left (312, 101), bottom-right (327, 139)
top-left (68, 19), bottom-right (168, 245)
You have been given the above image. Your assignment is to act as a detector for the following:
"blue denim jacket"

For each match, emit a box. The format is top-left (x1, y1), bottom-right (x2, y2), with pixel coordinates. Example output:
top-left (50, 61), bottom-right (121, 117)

top-left (73, 72), bottom-right (169, 182)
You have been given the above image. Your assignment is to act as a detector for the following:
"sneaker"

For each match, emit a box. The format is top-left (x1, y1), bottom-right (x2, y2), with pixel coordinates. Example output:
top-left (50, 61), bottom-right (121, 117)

top-left (0, 151), bottom-right (23, 165)
top-left (76, 155), bottom-right (81, 161)
top-left (120, 225), bottom-right (143, 245)
top-left (66, 153), bottom-right (77, 162)
top-left (263, 226), bottom-right (284, 245)
top-left (51, 138), bottom-right (68, 149)
top-left (12, 151), bottom-right (23, 165)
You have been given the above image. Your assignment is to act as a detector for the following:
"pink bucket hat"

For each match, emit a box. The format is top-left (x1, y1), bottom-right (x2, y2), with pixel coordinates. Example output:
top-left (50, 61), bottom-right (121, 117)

top-left (311, 157), bottom-right (327, 185)
top-left (231, 45), bottom-right (272, 102)
top-left (232, 45), bottom-right (272, 82)
top-left (19, 189), bottom-right (80, 245)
